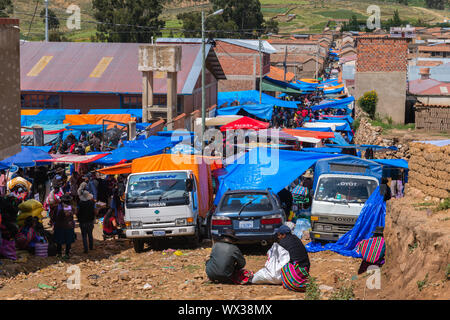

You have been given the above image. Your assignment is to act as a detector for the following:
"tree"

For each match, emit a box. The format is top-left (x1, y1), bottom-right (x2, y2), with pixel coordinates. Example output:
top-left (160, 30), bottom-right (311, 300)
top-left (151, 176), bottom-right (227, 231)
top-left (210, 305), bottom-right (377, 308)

top-left (358, 90), bottom-right (378, 120)
top-left (397, 0), bottom-right (408, 5)
top-left (40, 8), bottom-right (60, 31)
top-left (0, 0), bottom-right (13, 18)
top-left (392, 9), bottom-right (402, 27)
top-left (178, 0), bottom-right (275, 39)
top-left (92, 0), bottom-right (165, 43)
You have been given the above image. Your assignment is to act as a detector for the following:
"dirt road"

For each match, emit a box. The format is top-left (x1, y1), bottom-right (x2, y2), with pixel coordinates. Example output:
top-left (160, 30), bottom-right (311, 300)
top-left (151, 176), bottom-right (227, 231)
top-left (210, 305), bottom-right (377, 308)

top-left (0, 221), bottom-right (369, 300)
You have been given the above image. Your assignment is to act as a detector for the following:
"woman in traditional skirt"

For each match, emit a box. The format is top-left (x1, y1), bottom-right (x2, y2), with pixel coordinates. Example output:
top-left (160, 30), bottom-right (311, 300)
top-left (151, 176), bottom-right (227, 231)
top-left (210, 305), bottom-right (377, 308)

top-left (275, 225), bottom-right (311, 292)
top-left (50, 193), bottom-right (76, 259)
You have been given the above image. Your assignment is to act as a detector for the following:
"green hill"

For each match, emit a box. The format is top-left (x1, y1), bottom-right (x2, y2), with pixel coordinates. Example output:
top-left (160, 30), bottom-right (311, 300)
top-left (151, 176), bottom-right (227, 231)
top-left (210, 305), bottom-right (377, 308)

top-left (11, 0), bottom-right (449, 41)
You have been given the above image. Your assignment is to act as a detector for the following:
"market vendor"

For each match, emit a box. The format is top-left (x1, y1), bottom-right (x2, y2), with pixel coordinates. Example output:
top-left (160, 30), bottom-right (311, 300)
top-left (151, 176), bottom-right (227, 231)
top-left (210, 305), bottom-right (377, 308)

top-left (205, 229), bottom-right (253, 285)
top-left (275, 225), bottom-right (311, 292)
top-left (15, 216), bottom-right (42, 253)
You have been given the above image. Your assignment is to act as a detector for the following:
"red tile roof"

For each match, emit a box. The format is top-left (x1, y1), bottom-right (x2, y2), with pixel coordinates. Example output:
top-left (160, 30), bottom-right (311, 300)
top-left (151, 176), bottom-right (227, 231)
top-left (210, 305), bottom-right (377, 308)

top-left (267, 66), bottom-right (295, 82)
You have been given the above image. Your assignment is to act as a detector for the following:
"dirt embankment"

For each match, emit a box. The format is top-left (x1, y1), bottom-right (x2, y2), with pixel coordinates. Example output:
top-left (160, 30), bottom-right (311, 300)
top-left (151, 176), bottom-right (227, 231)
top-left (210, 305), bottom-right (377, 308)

top-left (382, 195), bottom-right (449, 299)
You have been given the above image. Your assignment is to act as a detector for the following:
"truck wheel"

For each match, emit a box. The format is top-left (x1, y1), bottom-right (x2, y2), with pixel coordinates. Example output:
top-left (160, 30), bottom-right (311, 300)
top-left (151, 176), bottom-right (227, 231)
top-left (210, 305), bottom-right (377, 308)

top-left (189, 222), bottom-right (201, 248)
top-left (133, 239), bottom-right (144, 253)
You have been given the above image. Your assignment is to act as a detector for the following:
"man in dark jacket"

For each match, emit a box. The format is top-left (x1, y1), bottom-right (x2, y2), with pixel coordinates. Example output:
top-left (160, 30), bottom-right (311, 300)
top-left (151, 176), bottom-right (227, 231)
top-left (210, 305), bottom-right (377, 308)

top-left (77, 190), bottom-right (96, 253)
top-left (205, 229), bottom-right (252, 284)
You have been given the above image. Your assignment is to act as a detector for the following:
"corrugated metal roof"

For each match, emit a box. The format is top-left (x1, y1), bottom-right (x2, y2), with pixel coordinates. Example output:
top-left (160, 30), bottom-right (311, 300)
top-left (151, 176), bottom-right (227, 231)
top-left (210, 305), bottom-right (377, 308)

top-left (20, 42), bottom-right (224, 95)
top-left (408, 61), bottom-right (450, 82)
top-left (156, 38), bottom-right (277, 54)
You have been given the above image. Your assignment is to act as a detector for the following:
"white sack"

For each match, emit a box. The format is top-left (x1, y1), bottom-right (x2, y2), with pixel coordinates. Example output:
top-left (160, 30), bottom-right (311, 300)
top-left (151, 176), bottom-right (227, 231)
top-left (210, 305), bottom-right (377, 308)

top-left (251, 243), bottom-right (290, 284)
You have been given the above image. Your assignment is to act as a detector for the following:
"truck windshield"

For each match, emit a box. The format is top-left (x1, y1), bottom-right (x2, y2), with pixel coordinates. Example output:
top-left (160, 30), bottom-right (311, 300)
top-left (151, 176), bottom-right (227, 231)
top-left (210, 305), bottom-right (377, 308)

top-left (126, 172), bottom-right (189, 207)
top-left (220, 193), bottom-right (273, 212)
top-left (314, 177), bottom-right (378, 204)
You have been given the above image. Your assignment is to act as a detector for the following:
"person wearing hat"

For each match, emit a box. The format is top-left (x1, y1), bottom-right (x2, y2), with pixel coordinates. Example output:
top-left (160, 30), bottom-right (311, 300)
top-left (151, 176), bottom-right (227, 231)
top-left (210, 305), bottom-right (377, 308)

top-left (77, 190), bottom-right (96, 254)
top-left (51, 193), bottom-right (76, 259)
top-left (275, 224), bottom-right (311, 292)
top-left (205, 229), bottom-right (253, 285)
top-left (356, 226), bottom-right (386, 274)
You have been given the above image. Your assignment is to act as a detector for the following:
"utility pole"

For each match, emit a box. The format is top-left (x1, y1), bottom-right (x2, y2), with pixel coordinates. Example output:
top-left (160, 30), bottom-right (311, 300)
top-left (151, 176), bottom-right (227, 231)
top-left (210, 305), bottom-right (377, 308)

top-left (259, 38), bottom-right (262, 104)
top-left (44, 0), bottom-right (49, 42)
top-left (201, 10), bottom-right (206, 151)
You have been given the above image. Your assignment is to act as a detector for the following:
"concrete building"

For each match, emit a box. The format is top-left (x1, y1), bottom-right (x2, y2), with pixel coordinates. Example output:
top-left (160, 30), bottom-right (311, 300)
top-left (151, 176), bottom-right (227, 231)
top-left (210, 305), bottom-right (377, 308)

top-left (157, 38), bottom-right (276, 92)
top-left (354, 36), bottom-right (408, 124)
top-left (20, 42), bottom-right (225, 116)
top-left (0, 18), bottom-right (21, 159)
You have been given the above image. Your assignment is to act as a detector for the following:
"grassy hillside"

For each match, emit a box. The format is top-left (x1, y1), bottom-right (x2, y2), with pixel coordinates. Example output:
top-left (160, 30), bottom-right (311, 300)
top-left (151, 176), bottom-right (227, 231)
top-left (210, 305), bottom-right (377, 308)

top-left (11, 0), bottom-right (449, 41)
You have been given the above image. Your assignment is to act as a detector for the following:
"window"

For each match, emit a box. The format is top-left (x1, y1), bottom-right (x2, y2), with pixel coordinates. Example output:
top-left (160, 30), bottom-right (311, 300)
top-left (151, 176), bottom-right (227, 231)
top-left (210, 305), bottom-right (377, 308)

top-left (123, 96), bottom-right (142, 108)
top-left (177, 96), bottom-right (183, 114)
top-left (220, 193), bottom-right (273, 212)
top-left (314, 177), bottom-right (378, 204)
top-left (21, 94), bottom-right (60, 108)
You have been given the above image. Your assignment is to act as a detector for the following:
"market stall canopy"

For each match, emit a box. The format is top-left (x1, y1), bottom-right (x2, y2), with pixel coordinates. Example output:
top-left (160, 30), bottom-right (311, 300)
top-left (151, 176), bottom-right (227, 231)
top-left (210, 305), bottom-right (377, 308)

top-left (310, 96), bottom-right (355, 112)
top-left (261, 77), bottom-right (303, 94)
top-left (216, 104), bottom-right (274, 121)
top-left (303, 122), bottom-right (341, 131)
top-left (21, 109), bottom-right (42, 116)
top-left (215, 148), bottom-right (338, 205)
top-left (87, 109), bottom-right (142, 119)
top-left (0, 147), bottom-right (52, 168)
top-left (97, 163), bottom-right (132, 175)
top-left (218, 90), bottom-right (299, 109)
top-left (220, 116), bottom-right (270, 132)
top-left (38, 109), bottom-right (81, 116)
top-left (283, 128), bottom-right (334, 140)
top-left (37, 153), bottom-right (109, 164)
top-left (21, 114), bottom-right (66, 126)
top-left (198, 116), bottom-right (243, 127)
top-left (248, 129), bottom-right (298, 142)
top-left (63, 114), bottom-right (135, 127)
top-left (302, 147), bottom-right (343, 154)
top-left (372, 159), bottom-right (408, 169)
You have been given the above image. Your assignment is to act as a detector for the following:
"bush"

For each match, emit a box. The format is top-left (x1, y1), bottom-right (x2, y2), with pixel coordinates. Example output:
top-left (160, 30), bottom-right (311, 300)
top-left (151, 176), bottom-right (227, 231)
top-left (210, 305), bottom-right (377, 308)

top-left (352, 118), bottom-right (360, 132)
top-left (330, 283), bottom-right (355, 300)
top-left (305, 276), bottom-right (321, 300)
top-left (358, 90), bottom-right (378, 120)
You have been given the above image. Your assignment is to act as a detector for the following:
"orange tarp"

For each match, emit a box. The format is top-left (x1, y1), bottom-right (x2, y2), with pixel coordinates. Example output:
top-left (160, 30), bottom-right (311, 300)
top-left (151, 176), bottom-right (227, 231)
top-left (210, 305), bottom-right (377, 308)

top-left (300, 78), bottom-right (319, 83)
top-left (21, 109), bottom-right (42, 116)
top-left (267, 66), bottom-right (295, 82)
top-left (283, 128), bottom-right (334, 140)
top-left (97, 163), bottom-right (132, 175)
top-left (131, 154), bottom-right (214, 218)
top-left (323, 83), bottom-right (344, 91)
top-left (63, 114), bottom-right (135, 127)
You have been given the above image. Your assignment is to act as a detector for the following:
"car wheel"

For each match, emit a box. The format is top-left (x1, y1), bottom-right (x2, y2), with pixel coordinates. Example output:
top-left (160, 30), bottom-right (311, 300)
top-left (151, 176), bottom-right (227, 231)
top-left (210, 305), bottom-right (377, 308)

top-left (133, 239), bottom-right (144, 253)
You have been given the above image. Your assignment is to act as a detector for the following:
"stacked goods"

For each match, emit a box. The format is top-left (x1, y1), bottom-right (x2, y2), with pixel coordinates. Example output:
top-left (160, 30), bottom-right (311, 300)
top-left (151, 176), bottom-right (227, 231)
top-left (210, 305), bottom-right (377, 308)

top-left (17, 199), bottom-right (44, 227)
top-left (415, 105), bottom-right (450, 131)
top-left (407, 142), bottom-right (450, 200)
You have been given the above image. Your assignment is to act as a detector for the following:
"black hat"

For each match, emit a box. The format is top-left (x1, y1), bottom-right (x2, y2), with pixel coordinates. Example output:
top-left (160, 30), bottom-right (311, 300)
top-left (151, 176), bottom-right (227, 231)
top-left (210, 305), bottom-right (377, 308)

top-left (372, 226), bottom-right (384, 236)
top-left (221, 229), bottom-right (238, 242)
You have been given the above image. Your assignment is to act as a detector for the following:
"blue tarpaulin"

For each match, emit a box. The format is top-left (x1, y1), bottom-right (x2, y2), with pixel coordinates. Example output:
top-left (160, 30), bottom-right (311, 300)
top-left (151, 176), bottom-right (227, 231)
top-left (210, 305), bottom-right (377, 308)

top-left (302, 147), bottom-right (343, 154)
top-left (27, 146), bottom-right (52, 153)
top-left (305, 186), bottom-right (386, 258)
top-left (218, 90), bottom-right (299, 109)
top-left (312, 156), bottom-right (383, 190)
top-left (87, 109), bottom-right (142, 119)
top-left (329, 132), bottom-right (351, 146)
top-left (21, 115), bottom-right (66, 126)
top-left (21, 124), bottom-right (70, 132)
top-left (323, 115), bottom-right (354, 124)
top-left (215, 148), bottom-right (338, 205)
top-left (0, 147), bottom-right (52, 168)
top-left (316, 120), bottom-right (353, 141)
top-left (310, 96), bottom-right (355, 112)
top-left (216, 104), bottom-right (274, 120)
top-left (169, 144), bottom-right (199, 155)
top-left (372, 159), bottom-right (408, 170)
top-left (37, 109), bottom-right (80, 116)
top-left (94, 136), bottom-right (177, 165)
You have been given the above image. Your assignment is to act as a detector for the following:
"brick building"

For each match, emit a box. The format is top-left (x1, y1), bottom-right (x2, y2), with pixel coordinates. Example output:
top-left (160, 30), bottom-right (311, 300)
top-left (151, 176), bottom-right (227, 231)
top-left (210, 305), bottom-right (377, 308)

top-left (0, 18), bottom-right (21, 159)
top-left (268, 38), bottom-right (328, 79)
top-left (355, 36), bottom-right (408, 124)
top-left (157, 38), bottom-right (275, 92)
top-left (20, 42), bottom-right (225, 116)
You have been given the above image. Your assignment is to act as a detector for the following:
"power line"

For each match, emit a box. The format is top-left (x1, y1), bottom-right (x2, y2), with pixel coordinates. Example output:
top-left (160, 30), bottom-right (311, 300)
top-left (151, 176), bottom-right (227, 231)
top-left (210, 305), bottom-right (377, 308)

top-left (25, 1), bottom-right (40, 41)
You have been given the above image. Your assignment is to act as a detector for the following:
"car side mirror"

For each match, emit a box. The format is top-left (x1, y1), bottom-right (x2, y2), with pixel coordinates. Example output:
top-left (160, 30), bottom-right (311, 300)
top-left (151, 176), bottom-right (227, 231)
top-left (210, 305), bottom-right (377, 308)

top-left (185, 178), bottom-right (194, 192)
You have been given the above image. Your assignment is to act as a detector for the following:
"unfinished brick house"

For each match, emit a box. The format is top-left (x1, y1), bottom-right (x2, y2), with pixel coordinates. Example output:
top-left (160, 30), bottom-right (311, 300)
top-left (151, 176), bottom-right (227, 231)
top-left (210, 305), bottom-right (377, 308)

top-left (355, 36), bottom-right (408, 124)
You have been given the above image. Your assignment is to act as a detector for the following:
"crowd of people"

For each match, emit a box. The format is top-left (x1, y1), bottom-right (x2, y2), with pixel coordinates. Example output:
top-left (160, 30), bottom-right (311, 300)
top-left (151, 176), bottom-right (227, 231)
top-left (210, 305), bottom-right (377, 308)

top-left (0, 165), bottom-right (128, 260)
